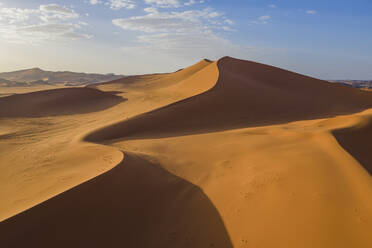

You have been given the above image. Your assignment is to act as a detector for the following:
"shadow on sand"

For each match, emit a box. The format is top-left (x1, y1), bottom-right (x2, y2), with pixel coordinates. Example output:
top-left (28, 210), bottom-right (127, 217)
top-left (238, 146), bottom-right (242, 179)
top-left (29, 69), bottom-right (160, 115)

top-left (0, 153), bottom-right (233, 248)
top-left (333, 119), bottom-right (372, 176)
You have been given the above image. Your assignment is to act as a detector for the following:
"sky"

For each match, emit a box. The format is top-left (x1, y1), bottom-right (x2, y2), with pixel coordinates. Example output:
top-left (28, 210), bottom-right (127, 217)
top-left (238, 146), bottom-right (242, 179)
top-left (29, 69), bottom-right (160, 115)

top-left (0, 0), bottom-right (371, 79)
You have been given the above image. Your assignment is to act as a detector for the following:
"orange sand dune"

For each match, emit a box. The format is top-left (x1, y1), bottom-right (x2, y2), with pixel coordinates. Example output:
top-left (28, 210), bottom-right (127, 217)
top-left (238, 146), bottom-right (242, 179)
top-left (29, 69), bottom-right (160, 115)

top-left (0, 59), bottom-right (218, 222)
top-left (1, 57), bottom-right (372, 248)
top-left (0, 87), bottom-right (124, 118)
top-left (85, 57), bottom-right (372, 142)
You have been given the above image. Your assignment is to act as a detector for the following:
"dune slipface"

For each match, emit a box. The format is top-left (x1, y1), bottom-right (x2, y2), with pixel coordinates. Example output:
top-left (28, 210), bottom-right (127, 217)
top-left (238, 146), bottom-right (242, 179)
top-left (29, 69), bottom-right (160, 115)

top-left (333, 116), bottom-right (372, 175)
top-left (1, 57), bottom-right (372, 248)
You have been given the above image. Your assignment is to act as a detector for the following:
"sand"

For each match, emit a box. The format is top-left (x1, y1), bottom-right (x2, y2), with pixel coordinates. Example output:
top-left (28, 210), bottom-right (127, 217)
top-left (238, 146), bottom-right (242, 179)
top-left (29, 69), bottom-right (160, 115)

top-left (0, 57), bottom-right (372, 248)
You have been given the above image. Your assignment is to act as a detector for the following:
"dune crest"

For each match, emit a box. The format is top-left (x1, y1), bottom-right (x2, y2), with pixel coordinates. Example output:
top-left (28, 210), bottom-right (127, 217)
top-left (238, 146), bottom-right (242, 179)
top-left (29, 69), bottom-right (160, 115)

top-left (85, 56), bottom-right (372, 142)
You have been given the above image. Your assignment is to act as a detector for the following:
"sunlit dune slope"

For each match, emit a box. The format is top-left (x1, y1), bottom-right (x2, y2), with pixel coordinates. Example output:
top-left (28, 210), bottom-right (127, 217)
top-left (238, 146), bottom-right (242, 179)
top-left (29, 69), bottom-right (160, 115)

top-left (85, 56), bottom-right (372, 142)
top-left (90, 59), bottom-right (213, 92)
top-left (0, 87), bottom-right (124, 118)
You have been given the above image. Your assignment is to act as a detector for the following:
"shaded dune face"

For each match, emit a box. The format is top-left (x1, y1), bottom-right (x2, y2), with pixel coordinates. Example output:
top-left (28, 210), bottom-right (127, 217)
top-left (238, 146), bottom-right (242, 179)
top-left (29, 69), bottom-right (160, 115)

top-left (0, 154), bottom-right (233, 248)
top-left (0, 88), bottom-right (124, 118)
top-left (333, 117), bottom-right (372, 175)
top-left (85, 57), bottom-right (372, 142)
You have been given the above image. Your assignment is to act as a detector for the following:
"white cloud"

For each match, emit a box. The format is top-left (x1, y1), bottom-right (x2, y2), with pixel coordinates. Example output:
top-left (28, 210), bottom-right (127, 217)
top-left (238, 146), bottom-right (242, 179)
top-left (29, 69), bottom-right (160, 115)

top-left (89, 0), bottom-right (102, 5)
top-left (113, 7), bottom-right (239, 60)
top-left (144, 7), bottom-right (158, 13)
top-left (121, 32), bottom-right (246, 60)
top-left (144, 0), bottom-right (204, 8)
top-left (306, 10), bottom-right (317, 15)
top-left (250, 15), bottom-right (271, 25)
top-left (0, 4), bottom-right (91, 43)
top-left (107, 0), bottom-right (135, 10)
top-left (184, 0), bottom-right (204, 6)
top-left (87, 0), bottom-right (203, 10)
top-left (113, 8), bottom-right (225, 33)
top-left (145, 0), bottom-right (181, 8)
top-left (224, 19), bottom-right (234, 25)
top-left (39, 4), bottom-right (79, 22)
top-left (269, 4), bottom-right (276, 8)
top-left (258, 15), bottom-right (271, 21)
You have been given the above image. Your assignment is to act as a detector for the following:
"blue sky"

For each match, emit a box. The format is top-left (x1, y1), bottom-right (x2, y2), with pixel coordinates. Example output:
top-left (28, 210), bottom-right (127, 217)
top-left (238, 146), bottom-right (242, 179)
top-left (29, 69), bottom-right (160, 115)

top-left (0, 0), bottom-right (371, 79)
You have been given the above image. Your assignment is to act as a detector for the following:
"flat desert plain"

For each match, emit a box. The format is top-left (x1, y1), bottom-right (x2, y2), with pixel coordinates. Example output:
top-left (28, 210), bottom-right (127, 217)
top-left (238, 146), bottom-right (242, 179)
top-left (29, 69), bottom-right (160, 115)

top-left (1, 57), bottom-right (372, 248)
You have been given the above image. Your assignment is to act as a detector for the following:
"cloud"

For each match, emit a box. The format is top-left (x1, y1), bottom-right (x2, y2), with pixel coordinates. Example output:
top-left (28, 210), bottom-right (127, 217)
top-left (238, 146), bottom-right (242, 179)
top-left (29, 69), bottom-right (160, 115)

top-left (144, 7), bottom-right (158, 13)
top-left (250, 15), bottom-right (271, 25)
top-left (107, 0), bottom-right (136, 10)
top-left (113, 8), bottom-right (225, 33)
top-left (87, 0), bottom-right (203, 10)
top-left (258, 15), bottom-right (271, 21)
top-left (306, 10), bottom-right (317, 15)
top-left (39, 4), bottom-right (79, 22)
top-left (145, 0), bottom-right (181, 8)
top-left (224, 19), bottom-right (234, 25)
top-left (0, 4), bottom-right (91, 43)
top-left (121, 32), bottom-right (247, 60)
top-left (144, 0), bottom-right (204, 8)
top-left (113, 7), bottom-right (241, 60)
top-left (268, 4), bottom-right (276, 8)
top-left (89, 0), bottom-right (102, 5)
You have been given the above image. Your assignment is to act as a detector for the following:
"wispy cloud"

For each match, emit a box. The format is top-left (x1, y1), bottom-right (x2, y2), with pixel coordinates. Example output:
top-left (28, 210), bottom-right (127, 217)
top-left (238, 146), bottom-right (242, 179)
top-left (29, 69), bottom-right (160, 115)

top-left (107, 0), bottom-right (136, 10)
top-left (250, 15), bottom-right (271, 24)
top-left (144, 0), bottom-right (204, 8)
top-left (87, 0), bottom-right (204, 9)
top-left (113, 8), bottom-right (227, 33)
top-left (306, 10), bottom-right (317, 15)
top-left (113, 6), bottom-right (243, 59)
top-left (0, 4), bottom-right (92, 43)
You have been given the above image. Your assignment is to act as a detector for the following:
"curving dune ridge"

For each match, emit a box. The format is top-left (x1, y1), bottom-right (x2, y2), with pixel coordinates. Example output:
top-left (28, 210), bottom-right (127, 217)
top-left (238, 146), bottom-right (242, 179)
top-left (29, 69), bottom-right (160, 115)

top-left (1, 57), bottom-right (372, 248)
top-left (85, 57), bottom-right (372, 142)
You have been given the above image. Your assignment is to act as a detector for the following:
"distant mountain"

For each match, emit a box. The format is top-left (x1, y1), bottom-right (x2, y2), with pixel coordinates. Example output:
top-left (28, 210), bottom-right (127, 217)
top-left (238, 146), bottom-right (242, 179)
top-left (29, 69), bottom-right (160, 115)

top-left (0, 68), bottom-right (124, 87)
top-left (330, 80), bottom-right (372, 89)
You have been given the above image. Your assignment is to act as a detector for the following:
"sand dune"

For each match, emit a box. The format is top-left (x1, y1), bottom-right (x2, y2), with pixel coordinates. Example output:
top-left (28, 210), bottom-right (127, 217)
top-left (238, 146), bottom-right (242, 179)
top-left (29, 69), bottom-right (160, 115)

top-left (0, 87), bottom-right (124, 118)
top-left (1, 57), bottom-right (372, 248)
top-left (85, 56), bottom-right (372, 142)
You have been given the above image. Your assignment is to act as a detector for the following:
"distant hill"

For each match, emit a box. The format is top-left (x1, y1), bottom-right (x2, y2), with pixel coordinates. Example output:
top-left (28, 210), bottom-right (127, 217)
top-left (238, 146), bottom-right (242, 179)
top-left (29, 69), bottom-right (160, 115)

top-left (0, 77), bottom-right (27, 87)
top-left (0, 68), bottom-right (124, 87)
top-left (330, 80), bottom-right (372, 89)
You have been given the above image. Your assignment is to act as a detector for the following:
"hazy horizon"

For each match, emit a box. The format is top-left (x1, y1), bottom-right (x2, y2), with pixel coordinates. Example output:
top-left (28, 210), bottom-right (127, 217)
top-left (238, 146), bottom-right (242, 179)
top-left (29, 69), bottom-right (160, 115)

top-left (1, 0), bottom-right (371, 79)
